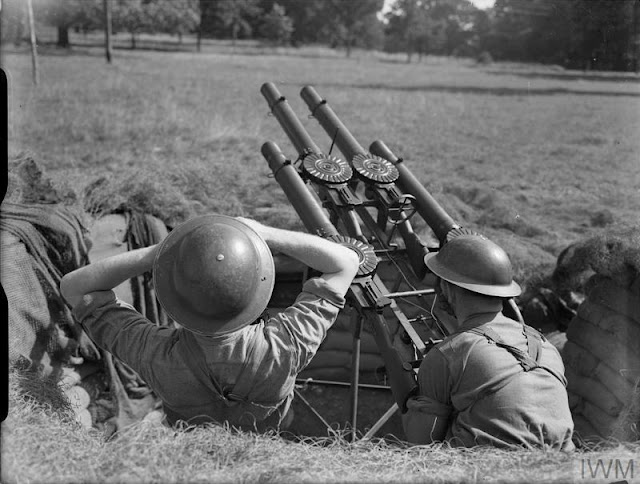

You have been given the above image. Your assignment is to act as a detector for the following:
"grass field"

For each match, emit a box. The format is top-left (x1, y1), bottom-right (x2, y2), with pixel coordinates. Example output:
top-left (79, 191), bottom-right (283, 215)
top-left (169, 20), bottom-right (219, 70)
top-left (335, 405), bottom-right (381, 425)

top-left (2, 41), bottom-right (640, 483)
top-left (4, 41), bottom-right (640, 285)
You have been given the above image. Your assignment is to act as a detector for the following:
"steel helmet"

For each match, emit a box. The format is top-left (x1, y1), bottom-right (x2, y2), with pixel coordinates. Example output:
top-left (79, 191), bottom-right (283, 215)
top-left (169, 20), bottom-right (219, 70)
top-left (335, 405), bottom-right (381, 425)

top-left (424, 234), bottom-right (521, 298)
top-left (153, 214), bottom-right (275, 336)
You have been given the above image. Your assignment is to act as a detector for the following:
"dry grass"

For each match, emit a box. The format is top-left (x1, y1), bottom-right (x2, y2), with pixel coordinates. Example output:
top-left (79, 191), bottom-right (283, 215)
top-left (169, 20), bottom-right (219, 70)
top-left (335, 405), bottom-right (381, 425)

top-left (3, 368), bottom-right (639, 484)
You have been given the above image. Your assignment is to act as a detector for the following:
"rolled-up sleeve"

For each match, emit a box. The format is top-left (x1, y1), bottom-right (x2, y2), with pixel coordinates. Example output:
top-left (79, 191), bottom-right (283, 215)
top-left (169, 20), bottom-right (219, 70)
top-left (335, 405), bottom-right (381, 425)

top-left (72, 290), bottom-right (174, 382)
top-left (266, 278), bottom-right (345, 373)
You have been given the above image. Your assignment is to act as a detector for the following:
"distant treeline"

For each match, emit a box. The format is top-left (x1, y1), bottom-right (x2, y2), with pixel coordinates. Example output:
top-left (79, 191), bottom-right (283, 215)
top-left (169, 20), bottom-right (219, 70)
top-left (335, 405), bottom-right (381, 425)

top-left (2, 0), bottom-right (638, 71)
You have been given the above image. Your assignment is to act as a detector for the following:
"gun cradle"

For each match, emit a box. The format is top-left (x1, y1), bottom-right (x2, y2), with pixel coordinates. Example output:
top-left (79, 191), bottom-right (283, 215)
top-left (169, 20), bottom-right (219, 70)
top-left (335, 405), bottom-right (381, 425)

top-left (260, 82), bottom-right (464, 437)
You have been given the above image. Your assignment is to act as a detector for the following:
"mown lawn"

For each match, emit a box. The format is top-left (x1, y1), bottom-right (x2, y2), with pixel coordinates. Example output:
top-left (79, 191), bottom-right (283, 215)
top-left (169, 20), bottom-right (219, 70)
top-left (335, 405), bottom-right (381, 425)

top-left (4, 42), bottom-right (640, 285)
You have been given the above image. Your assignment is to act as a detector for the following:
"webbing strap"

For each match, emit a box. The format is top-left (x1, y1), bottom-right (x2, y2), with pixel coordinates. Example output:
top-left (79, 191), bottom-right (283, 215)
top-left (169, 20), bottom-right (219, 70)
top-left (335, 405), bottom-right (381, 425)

top-left (523, 324), bottom-right (543, 364)
top-left (177, 329), bottom-right (272, 406)
top-left (468, 325), bottom-right (541, 371)
top-left (177, 331), bottom-right (229, 404)
top-left (223, 333), bottom-right (269, 403)
top-left (467, 324), bottom-right (565, 403)
top-left (468, 324), bottom-right (565, 383)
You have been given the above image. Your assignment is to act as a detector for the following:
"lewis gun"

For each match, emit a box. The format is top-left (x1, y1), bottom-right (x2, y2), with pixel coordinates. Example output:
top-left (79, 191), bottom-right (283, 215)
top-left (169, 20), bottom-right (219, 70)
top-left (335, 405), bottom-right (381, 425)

top-left (259, 82), bottom-right (522, 439)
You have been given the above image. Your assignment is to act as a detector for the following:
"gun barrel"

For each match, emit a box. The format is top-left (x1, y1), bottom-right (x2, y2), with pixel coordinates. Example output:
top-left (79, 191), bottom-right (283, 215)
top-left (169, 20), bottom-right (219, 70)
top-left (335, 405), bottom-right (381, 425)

top-left (370, 140), bottom-right (459, 243)
top-left (261, 82), bottom-right (322, 156)
top-left (300, 86), bottom-right (365, 161)
top-left (261, 141), bottom-right (338, 238)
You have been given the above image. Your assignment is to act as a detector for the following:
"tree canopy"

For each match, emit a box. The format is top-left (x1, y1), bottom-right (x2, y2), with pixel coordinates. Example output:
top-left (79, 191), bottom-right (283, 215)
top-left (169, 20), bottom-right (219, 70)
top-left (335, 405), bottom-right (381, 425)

top-left (7, 0), bottom-right (638, 71)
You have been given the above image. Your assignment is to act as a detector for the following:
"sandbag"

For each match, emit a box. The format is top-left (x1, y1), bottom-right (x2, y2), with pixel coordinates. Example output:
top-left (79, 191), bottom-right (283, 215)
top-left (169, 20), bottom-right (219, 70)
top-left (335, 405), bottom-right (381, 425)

top-left (582, 401), bottom-right (619, 439)
top-left (319, 329), bottom-right (380, 355)
top-left (563, 340), bottom-right (636, 405)
top-left (329, 312), bottom-right (356, 333)
top-left (585, 275), bottom-right (640, 324)
top-left (299, 367), bottom-right (352, 382)
top-left (572, 414), bottom-right (602, 441)
top-left (564, 366), bottom-right (623, 417)
top-left (305, 350), bottom-right (385, 372)
top-left (568, 392), bottom-right (581, 411)
top-left (545, 330), bottom-right (567, 352)
top-left (577, 299), bottom-right (640, 356)
top-left (559, 233), bottom-right (640, 443)
top-left (566, 317), bottom-right (640, 382)
top-left (562, 340), bottom-right (599, 375)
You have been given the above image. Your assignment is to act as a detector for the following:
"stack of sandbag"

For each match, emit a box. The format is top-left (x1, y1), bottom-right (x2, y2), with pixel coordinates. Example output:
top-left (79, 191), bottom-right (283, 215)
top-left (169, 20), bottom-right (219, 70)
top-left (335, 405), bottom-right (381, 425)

top-left (300, 310), bottom-right (386, 383)
top-left (267, 258), bottom-right (385, 384)
top-left (269, 250), bottom-right (440, 385)
top-left (561, 230), bottom-right (640, 443)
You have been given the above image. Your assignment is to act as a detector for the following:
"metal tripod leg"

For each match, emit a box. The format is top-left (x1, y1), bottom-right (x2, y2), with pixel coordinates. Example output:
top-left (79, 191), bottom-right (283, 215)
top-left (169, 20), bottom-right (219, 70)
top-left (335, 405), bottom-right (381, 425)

top-left (293, 387), bottom-right (335, 436)
top-left (349, 310), bottom-right (363, 442)
top-left (360, 403), bottom-right (398, 442)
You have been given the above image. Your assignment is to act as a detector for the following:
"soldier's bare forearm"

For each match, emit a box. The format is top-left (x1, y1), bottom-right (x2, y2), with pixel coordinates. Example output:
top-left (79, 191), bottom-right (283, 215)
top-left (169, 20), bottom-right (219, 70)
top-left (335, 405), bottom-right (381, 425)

top-left (61, 245), bottom-right (160, 308)
top-left (238, 217), bottom-right (359, 295)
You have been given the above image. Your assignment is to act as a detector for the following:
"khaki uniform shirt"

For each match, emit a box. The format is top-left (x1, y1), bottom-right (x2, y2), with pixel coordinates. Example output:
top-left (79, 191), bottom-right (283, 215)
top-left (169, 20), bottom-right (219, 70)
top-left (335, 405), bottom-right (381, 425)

top-left (73, 278), bottom-right (344, 430)
top-left (407, 315), bottom-right (575, 450)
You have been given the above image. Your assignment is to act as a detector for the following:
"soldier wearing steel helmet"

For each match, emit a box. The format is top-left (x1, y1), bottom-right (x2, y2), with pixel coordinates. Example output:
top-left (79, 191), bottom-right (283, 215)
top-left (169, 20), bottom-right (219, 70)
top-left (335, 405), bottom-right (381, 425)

top-left (61, 214), bottom-right (360, 431)
top-left (402, 234), bottom-right (575, 450)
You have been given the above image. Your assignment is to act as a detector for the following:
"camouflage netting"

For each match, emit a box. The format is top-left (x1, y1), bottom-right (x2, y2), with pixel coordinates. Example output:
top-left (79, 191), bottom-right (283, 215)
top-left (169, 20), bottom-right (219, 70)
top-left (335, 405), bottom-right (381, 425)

top-left (559, 228), bottom-right (640, 444)
top-left (4, 156), bottom-right (168, 435)
top-left (3, 156), bottom-right (95, 374)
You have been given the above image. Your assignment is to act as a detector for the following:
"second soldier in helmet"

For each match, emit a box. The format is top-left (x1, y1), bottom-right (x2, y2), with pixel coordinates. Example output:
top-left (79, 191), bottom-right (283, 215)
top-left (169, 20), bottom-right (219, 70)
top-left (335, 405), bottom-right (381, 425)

top-left (402, 234), bottom-right (575, 450)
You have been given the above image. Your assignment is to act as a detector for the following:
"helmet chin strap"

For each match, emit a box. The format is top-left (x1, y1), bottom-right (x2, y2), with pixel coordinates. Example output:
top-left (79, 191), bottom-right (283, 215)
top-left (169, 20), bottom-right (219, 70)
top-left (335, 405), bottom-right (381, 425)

top-left (429, 293), bottom-right (440, 325)
top-left (430, 280), bottom-right (460, 334)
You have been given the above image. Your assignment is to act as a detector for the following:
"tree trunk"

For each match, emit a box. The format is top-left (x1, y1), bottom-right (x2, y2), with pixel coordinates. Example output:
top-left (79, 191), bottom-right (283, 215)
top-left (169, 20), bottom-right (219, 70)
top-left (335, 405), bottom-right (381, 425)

top-left (103, 0), bottom-right (112, 63)
top-left (131, 32), bottom-right (136, 49)
top-left (178, 32), bottom-right (183, 44)
top-left (197, 28), bottom-right (202, 52)
top-left (231, 23), bottom-right (238, 47)
top-left (57, 26), bottom-right (70, 48)
top-left (26, 0), bottom-right (38, 85)
top-left (406, 48), bottom-right (413, 63)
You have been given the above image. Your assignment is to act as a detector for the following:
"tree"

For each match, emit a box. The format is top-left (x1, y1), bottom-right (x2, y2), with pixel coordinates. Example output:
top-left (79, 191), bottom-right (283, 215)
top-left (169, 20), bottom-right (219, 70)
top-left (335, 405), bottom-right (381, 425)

top-left (216, 0), bottom-right (262, 45)
top-left (269, 0), bottom-right (328, 46)
top-left (566, 0), bottom-right (639, 71)
top-left (0, 0), bottom-right (26, 46)
top-left (259, 3), bottom-right (293, 45)
top-left (385, 0), bottom-right (481, 61)
top-left (34, 0), bottom-right (101, 47)
top-left (111, 0), bottom-right (147, 49)
top-left (487, 0), bottom-right (560, 62)
top-left (148, 0), bottom-right (200, 44)
top-left (486, 0), bottom-right (639, 71)
top-left (323, 0), bottom-right (384, 57)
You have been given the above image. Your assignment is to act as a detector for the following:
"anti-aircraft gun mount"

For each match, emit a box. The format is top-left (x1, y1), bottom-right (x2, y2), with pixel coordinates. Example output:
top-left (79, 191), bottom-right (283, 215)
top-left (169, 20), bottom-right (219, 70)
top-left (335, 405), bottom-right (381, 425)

top-left (259, 82), bottom-right (523, 440)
